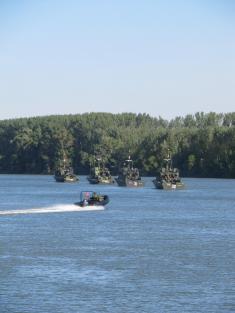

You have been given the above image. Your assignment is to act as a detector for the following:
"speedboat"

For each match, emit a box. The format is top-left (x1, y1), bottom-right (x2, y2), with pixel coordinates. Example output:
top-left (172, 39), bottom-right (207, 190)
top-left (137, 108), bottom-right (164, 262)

top-left (74, 191), bottom-right (110, 207)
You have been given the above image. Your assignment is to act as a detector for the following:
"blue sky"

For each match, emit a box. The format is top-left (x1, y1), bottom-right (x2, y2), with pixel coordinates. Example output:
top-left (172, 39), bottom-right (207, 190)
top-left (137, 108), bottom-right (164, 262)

top-left (0, 0), bottom-right (234, 120)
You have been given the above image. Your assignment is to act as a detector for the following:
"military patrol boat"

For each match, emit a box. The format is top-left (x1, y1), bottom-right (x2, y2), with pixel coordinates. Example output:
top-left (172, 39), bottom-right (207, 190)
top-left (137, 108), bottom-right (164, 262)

top-left (54, 158), bottom-right (78, 183)
top-left (87, 156), bottom-right (113, 184)
top-left (115, 155), bottom-right (144, 187)
top-left (153, 152), bottom-right (184, 189)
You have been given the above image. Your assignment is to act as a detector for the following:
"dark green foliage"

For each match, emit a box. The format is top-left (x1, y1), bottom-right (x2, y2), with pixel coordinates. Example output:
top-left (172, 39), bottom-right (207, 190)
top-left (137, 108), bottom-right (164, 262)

top-left (0, 112), bottom-right (234, 177)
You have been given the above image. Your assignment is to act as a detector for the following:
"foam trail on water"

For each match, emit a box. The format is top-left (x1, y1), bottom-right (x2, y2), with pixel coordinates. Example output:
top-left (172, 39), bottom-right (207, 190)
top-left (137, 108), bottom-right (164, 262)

top-left (0, 204), bottom-right (104, 215)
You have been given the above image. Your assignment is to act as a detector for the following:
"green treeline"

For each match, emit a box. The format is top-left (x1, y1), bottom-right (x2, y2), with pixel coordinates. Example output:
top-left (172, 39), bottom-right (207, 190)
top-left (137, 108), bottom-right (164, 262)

top-left (0, 112), bottom-right (235, 178)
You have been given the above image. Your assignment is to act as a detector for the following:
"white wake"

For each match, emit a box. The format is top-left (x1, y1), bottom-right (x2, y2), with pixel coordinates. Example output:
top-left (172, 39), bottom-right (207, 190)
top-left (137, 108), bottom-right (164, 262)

top-left (0, 204), bottom-right (104, 216)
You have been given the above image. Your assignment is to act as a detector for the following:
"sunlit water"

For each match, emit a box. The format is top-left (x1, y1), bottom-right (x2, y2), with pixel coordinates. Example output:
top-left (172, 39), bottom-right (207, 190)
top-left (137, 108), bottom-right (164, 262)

top-left (0, 175), bottom-right (235, 313)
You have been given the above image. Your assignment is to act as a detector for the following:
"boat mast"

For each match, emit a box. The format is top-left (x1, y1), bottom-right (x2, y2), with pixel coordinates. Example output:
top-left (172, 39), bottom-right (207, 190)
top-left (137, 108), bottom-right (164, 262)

top-left (164, 149), bottom-right (172, 170)
top-left (125, 153), bottom-right (133, 170)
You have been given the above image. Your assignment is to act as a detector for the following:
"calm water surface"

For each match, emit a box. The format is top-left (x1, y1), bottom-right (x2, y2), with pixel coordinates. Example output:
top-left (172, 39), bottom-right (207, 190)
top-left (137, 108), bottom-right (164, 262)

top-left (0, 175), bottom-right (235, 313)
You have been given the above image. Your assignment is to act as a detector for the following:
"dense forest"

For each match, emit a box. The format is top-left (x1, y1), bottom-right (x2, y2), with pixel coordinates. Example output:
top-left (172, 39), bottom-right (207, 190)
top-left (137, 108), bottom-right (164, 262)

top-left (0, 112), bottom-right (235, 178)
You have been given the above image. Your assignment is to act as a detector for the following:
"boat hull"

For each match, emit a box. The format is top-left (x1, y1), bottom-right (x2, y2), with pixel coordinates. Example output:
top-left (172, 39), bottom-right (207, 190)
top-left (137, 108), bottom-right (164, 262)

top-left (87, 176), bottom-right (114, 184)
top-left (54, 175), bottom-right (78, 183)
top-left (153, 179), bottom-right (184, 190)
top-left (115, 177), bottom-right (144, 187)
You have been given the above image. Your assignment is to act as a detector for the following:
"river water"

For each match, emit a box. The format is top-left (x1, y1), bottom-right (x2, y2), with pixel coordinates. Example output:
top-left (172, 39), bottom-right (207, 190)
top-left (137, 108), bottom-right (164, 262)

top-left (0, 175), bottom-right (235, 313)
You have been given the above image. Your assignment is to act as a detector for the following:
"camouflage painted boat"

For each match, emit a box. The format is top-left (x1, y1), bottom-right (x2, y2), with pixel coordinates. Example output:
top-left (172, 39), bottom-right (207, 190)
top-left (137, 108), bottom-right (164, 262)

top-left (54, 158), bottom-right (78, 182)
top-left (115, 155), bottom-right (144, 187)
top-left (153, 152), bottom-right (184, 190)
top-left (87, 156), bottom-right (113, 184)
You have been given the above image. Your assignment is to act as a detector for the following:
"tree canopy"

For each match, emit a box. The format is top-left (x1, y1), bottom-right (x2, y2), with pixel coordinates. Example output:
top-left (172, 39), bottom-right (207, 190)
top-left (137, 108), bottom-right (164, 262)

top-left (0, 112), bottom-right (235, 178)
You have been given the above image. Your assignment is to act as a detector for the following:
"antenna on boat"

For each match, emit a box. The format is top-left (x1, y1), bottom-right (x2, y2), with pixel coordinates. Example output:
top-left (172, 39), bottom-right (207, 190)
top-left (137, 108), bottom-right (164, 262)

top-left (163, 150), bottom-right (169, 161)
top-left (164, 149), bottom-right (172, 170)
top-left (126, 149), bottom-right (132, 161)
top-left (125, 150), bottom-right (134, 169)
